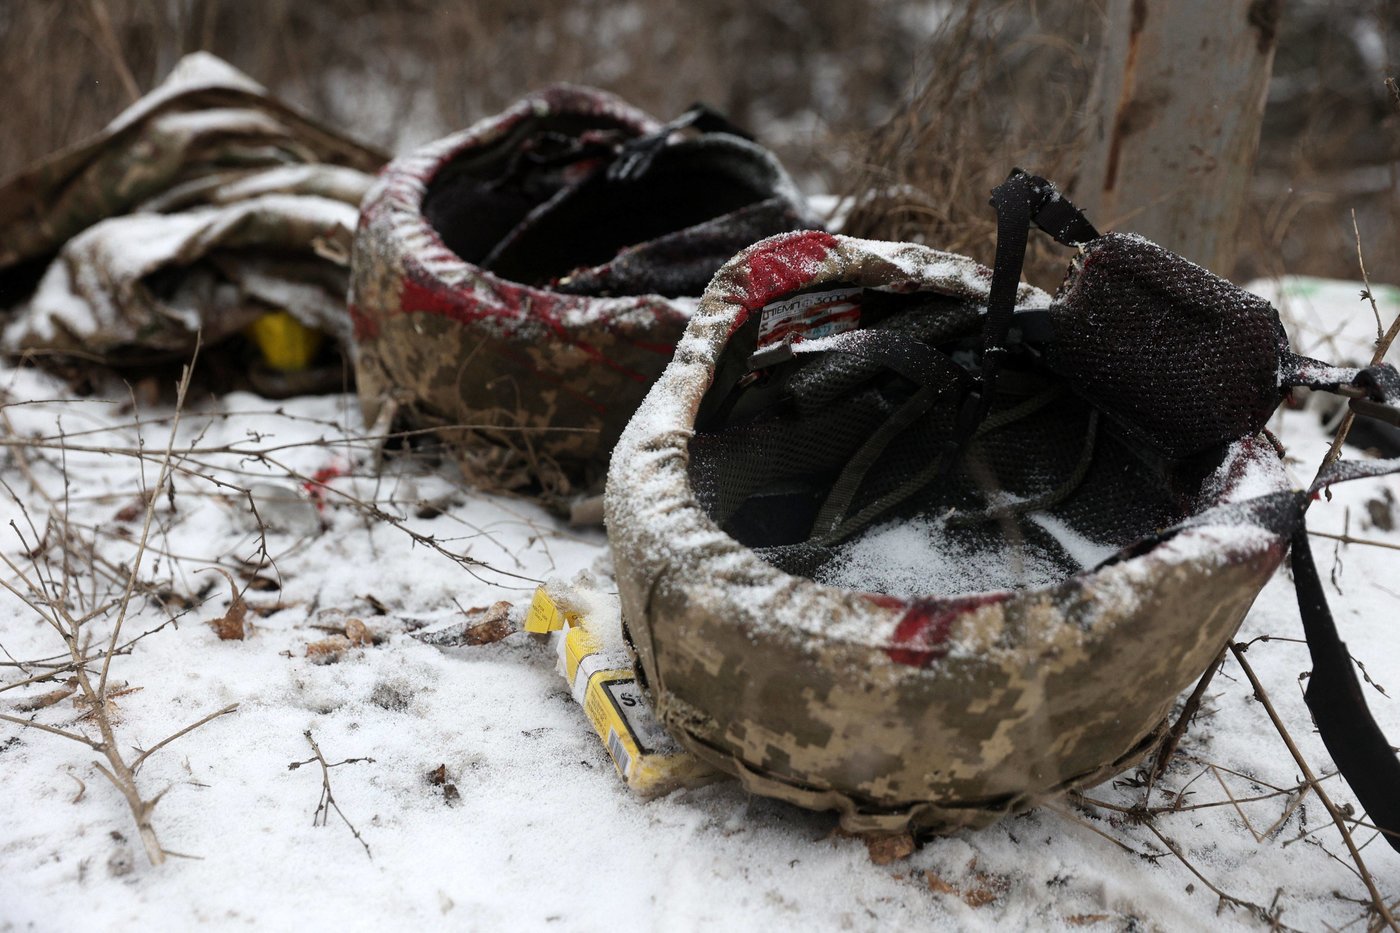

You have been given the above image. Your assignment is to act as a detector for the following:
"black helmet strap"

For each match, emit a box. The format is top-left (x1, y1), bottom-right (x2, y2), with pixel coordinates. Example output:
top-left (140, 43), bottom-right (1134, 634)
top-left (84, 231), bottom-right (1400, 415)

top-left (983, 169), bottom-right (1400, 854)
top-left (1296, 461), bottom-right (1400, 853)
top-left (974, 169), bottom-right (1099, 443)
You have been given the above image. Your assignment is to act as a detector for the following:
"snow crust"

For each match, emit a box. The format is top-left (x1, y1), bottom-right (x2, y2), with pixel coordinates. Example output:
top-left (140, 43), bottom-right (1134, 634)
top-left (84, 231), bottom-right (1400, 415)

top-left (103, 52), bottom-right (267, 140)
top-left (816, 513), bottom-right (1075, 598)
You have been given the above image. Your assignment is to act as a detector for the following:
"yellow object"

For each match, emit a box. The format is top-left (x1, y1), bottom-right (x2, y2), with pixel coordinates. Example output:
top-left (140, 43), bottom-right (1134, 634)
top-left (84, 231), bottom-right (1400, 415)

top-left (525, 586), bottom-right (574, 633)
top-left (535, 584), bottom-right (716, 795)
top-left (247, 311), bottom-right (323, 371)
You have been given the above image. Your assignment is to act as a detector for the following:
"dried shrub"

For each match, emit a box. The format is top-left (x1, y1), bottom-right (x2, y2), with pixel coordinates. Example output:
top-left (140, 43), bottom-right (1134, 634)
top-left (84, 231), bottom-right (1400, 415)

top-left (836, 2), bottom-right (1101, 288)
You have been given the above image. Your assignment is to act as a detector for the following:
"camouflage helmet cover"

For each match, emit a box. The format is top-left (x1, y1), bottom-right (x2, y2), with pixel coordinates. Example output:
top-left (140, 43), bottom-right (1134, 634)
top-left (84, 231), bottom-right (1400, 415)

top-left (350, 85), bottom-right (813, 506)
top-left (605, 231), bottom-right (1294, 834)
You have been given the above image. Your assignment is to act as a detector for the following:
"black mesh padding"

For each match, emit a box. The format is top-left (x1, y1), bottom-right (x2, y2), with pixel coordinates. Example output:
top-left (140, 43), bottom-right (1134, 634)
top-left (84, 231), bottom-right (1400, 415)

top-left (424, 112), bottom-right (802, 297)
top-left (690, 388), bottom-right (894, 529)
top-left (484, 137), bottom-right (785, 289)
top-left (786, 300), bottom-right (984, 415)
top-left (423, 114), bottom-right (635, 264)
top-left (551, 197), bottom-right (807, 299)
top-left (688, 284), bottom-right (1209, 598)
top-left (1045, 233), bottom-right (1289, 460)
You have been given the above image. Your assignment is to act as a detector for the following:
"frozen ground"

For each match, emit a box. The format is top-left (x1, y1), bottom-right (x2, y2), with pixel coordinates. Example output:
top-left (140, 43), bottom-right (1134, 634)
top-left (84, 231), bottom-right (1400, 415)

top-left (1, 276), bottom-right (1398, 932)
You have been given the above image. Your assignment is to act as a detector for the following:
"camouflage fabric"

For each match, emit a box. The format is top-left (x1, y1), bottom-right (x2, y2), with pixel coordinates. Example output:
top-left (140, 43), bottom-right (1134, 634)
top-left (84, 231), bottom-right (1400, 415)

top-left (0, 53), bottom-right (384, 359)
top-left (605, 231), bottom-right (1296, 834)
top-left (350, 85), bottom-right (813, 510)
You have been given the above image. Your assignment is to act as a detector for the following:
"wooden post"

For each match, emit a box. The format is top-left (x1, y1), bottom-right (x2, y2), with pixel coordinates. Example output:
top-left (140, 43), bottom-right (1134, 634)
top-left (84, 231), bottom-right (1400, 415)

top-left (1077, 0), bottom-right (1281, 275)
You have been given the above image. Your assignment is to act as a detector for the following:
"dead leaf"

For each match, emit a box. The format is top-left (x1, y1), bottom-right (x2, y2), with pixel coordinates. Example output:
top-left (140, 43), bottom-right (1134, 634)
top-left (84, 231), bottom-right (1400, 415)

top-left (462, 601), bottom-right (514, 645)
top-left (923, 868), bottom-right (1007, 908)
top-left (306, 635), bottom-right (352, 664)
top-left (926, 871), bottom-right (958, 896)
top-left (112, 490), bottom-right (151, 518)
top-left (1366, 489), bottom-right (1395, 531)
top-left (864, 832), bottom-right (915, 865)
top-left (1067, 915), bottom-right (1113, 926)
top-left (962, 871), bottom-right (1009, 908)
top-left (239, 573), bottom-right (281, 592)
top-left (202, 568), bottom-right (249, 641)
top-left (426, 763), bottom-right (461, 805)
top-left (345, 618), bottom-right (373, 647)
top-left (415, 601), bottom-right (515, 648)
top-left (73, 684), bottom-right (142, 723)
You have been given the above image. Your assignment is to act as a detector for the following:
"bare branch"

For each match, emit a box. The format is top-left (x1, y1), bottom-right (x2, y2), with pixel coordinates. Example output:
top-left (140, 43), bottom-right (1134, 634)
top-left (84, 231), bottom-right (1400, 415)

top-left (131, 703), bottom-right (238, 771)
top-left (0, 711), bottom-right (101, 749)
top-left (297, 730), bottom-right (372, 860)
top-left (99, 346), bottom-right (198, 697)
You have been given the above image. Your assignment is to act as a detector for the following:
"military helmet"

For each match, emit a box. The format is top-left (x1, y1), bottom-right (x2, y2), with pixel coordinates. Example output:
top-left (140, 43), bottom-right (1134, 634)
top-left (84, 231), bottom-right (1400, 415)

top-left (350, 85), bottom-right (813, 510)
top-left (606, 172), bottom-right (1400, 838)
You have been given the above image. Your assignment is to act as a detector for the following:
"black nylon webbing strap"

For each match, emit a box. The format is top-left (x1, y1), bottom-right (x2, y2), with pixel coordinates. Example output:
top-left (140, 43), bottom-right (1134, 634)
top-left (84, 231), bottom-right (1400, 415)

top-left (1027, 180), bottom-right (1100, 247)
top-left (609, 102), bottom-right (753, 182)
top-left (1279, 356), bottom-right (1400, 428)
top-left (1291, 527), bottom-right (1400, 853)
top-left (810, 385), bottom-right (942, 537)
top-left (985, 170), bottom-right (1101, 352)
top-left (983, 172), bottom-right (1036, 379)
top-left (971, 170), bottom-right (1100, 443)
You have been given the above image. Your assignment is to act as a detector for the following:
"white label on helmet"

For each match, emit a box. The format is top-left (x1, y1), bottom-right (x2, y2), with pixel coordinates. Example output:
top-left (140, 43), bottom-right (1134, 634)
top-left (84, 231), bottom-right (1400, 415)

top-left (758, 287), bottom-right (862, 347)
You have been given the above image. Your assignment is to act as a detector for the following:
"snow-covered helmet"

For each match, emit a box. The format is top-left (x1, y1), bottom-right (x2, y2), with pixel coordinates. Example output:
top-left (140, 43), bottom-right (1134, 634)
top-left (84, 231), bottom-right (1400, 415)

top-left (606, 171), bottom-right (1400, 840)
top-left (350, 85), bottom-right (813, 510)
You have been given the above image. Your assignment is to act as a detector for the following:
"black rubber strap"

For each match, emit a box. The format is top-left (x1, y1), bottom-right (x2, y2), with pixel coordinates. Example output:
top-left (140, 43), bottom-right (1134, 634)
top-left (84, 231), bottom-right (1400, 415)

top-left (1291, 526), bottom-right (1400, 853)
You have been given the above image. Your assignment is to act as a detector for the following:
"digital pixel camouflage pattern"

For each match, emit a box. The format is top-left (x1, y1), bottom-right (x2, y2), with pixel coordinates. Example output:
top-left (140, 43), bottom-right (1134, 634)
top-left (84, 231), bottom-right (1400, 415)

top-left (0, 53), bottom-right (384, 359)
top-left (350, 85), bottom-right (813, 509)
top-left (606, 232), bottom-right (1297, 834)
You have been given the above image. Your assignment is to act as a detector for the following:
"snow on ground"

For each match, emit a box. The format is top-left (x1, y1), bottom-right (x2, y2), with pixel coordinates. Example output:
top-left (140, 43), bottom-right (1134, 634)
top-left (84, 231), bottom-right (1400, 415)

top-left (2, 277), bottom-right (1399, 932)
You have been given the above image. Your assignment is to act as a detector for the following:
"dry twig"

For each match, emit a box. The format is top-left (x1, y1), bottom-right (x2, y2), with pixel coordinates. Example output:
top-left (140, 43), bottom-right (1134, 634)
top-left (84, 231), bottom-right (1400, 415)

top-left (289, 730), bottom-right (373, 859)
top-left (0, 347), bottom-right (242, 865)
top-left (1319, 205), bottom-right (1400, 472)
top-left (1229, 643), bottom-right (1397, 931)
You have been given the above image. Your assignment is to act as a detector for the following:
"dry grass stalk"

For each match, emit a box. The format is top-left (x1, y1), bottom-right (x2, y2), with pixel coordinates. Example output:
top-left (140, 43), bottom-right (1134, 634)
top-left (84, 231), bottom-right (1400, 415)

top-left (837, 2), bottom-right (1098, 286)
top-left (1317, 220), bottom-right (1400, 472)
top-left (84, 0), bottom-right (141, 103)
